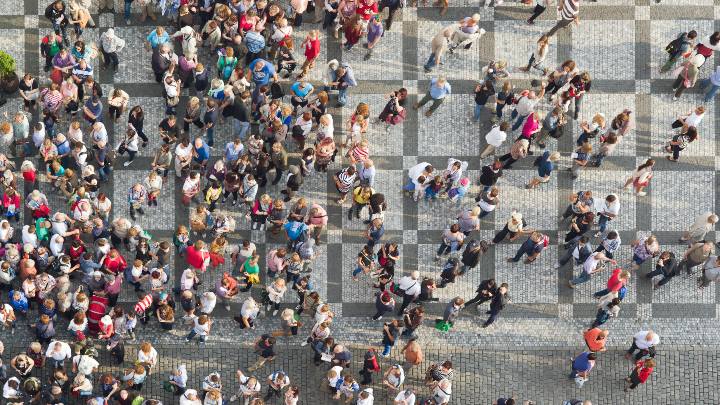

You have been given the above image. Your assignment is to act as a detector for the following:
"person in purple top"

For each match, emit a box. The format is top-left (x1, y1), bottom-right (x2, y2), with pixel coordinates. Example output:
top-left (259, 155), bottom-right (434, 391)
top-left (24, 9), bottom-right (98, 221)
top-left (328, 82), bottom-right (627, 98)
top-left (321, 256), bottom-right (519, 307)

top-left (364, 15), bottom-right (385, 60)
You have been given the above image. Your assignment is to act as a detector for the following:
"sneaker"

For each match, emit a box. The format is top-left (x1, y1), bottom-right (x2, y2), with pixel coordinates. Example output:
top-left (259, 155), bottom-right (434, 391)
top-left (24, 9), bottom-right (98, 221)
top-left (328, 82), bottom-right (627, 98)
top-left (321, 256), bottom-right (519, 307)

top-left (637, 191), bottom-right (647, 196)
top-left (229, 395), bottom-right (238, 402)
top-left (123, 160), bottom-right (133, 167)
top-left (185, 338), bottom-right (191, 343)
top-left (225, 305), bottom-right (230, 311)
top-left (272, 309), bottom-right (278, 316)
top-left (594, 232), bottom-right (601, 238)
top-left (266, 304), bottom-right (271, 311)
top-left (300, 341), bottom-right (308, 347)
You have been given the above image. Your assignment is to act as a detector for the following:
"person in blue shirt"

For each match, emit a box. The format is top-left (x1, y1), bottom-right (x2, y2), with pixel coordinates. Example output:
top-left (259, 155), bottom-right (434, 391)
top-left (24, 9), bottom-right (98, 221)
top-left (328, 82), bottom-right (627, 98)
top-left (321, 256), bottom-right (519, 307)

top-left (527, 151), bottom-right (560, 189)
top-left (224, 137), bottom-right (244, 165)
top-left (570, 351), bottom-right (596, 381)
top-left (290, 81), bottom-right (314, 110)
top-left (365, 217), bottom-right (385, 249)
top-left (146, 26), bottom-right (170, 50)
top-left (244, 28), bottom-right (267, 65)
top-left (8, 290), bottom-right (29, 316)
top-left (192, 137), bottom-right (210, 168)
top-left (247, 59), bottom-right (277, 98)
top-left (413, 77), bottom-right (451, 117)
top-left (284, 220), bottom-right (308, 249)
top-left (83, 96), bottom-right (103, 124)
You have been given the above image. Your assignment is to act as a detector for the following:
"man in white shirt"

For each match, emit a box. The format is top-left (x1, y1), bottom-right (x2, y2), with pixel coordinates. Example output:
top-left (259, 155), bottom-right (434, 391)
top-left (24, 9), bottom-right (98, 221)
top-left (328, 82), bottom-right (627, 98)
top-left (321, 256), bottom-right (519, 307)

top-left (396, 271), bottom-right (422, 315)
top-left (404, 162), bottom-right (434, 201)
top-left (626, 330), bottom-right (660, 361)
top-left (230, 370), bottom-right (261, 404)
top-left (568, 251), bottom-right (615, 288)
top-left (595, 194), bottom-right (619, 237)
top-left (45, 340), bottom-right (72, 369)
top-left (72, 352), bottom-right (100, 376)
top-left (480, 122), bottom-right (508, 158)
top-left (432, 379), bottom-right (452, 404)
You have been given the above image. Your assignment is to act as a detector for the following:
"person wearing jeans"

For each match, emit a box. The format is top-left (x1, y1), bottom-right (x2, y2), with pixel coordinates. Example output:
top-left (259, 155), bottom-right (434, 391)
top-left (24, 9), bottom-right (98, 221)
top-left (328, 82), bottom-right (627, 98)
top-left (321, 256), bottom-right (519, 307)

top-left (381, 320), bottom-right (400, 357)
top-left (185, 314), bottom-right (210, 345)
top-left (701, 65), bottom-right (720, 102)
top-left (569, 252), bottom-right (615, 288)
top-left (592, 268), bottom-right (629, 298)
top-left (414, 77), bottom-right (452, 117)
top-left (557, 236), bottom-right (591, 268)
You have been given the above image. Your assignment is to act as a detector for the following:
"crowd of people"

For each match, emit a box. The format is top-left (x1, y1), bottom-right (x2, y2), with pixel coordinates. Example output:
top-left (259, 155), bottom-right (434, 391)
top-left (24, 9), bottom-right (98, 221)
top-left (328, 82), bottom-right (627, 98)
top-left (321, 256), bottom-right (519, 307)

top-left (0, 0), bottom-right (714, 403)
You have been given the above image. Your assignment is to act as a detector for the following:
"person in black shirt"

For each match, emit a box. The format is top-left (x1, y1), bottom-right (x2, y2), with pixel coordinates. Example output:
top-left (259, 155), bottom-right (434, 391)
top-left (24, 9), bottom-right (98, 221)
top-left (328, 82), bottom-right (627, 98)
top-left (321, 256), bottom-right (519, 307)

top-left (478, 160), bottom-right (503, 193)
top-left (249, 334), bottom-right (276, 371)
top-left (18, 74), bottom-right (40, 111)
top-left (159, 115), bottom-right (181, 145)
top-left (464, 278), bottom-right (497, 307)
top-left (473, 81), bottom-right (495, 122)
top-left (483, 283), bottom-right (510, 327)
top-left (128, 106), bottom-right (147, 147)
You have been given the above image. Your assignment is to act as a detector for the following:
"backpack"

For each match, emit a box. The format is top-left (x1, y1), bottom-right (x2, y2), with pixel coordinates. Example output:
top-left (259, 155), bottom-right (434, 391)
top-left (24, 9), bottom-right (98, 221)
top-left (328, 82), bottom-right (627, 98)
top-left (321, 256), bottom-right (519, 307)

top-left (665, 34), bottom-right (687, 55)
top-left (270, 82), bottom-right (284, 100)
top-left (617, 285), bottom-right (627, 301)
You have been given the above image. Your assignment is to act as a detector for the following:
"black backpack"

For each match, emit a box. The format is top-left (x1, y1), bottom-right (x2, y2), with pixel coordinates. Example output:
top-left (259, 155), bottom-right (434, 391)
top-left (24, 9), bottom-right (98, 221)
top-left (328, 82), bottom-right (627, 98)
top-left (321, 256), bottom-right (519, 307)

top-left (665, 34), bottom-right (687, 55)
top-left (270, 82), bottom-right (284, 100)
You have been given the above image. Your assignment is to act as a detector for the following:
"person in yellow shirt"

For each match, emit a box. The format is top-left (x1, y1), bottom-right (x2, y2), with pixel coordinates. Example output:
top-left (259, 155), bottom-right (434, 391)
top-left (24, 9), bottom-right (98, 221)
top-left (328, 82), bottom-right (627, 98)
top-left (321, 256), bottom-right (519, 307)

top-left (348, 185), bottom-right (374, 221)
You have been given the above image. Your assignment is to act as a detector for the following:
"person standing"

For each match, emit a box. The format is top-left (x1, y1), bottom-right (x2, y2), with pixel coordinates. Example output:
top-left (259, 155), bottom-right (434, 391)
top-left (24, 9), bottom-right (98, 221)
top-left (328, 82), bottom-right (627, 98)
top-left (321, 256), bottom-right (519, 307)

top-left (99, 29), bottom-right (126, 72)
top-left (299, 31), bottom-right (321, 79)
top-left (630, 235), bottom-right (660, 271)
top-left (483, 283), bottom-right (509, 327)
top-left (459, 239), bottom-right (487, 274)
top-left (413, 77), bottom-right (452, 117)
top-left (583, 328), bottom-right (608, 353)
top-left (660, 30), bottom-right (697, 73)
top-left (546, 0), bottom-right (579, 37)
top-left (396, 271), bottom-right (422, 315)
top-left (625, 330), bottom-right (659, 361)
top-left (556, 236), bottom-right (591, 269)
top-left (698, 255), bottom-right (720, 288)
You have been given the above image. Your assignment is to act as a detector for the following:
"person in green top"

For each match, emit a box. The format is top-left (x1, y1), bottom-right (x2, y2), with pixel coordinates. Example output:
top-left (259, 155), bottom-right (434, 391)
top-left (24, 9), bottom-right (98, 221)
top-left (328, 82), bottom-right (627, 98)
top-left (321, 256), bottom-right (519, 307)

top-left (241, 254), bottom-right (260, 292)
top-left (216, 47), bottom-right (238, 81)
top-left (35, 217), bottom-right (52, 242)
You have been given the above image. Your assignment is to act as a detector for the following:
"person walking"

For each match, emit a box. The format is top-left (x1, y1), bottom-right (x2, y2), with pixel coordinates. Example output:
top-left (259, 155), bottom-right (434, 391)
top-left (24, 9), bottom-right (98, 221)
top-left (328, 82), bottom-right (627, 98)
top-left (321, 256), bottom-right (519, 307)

top-left (396, 271), bottom-right (422, 315)
top-left (625, 330), bottom-right (659, 361)
top-left (569, 352), bottom-right (596, 388)
top-left (595, 194), bottom-right (619, 237)
top-left (482, 283), bottom-right (509, 327)
top-left (624, 359), bottom-right (655, 392)
top-left (459, 239), bottom-right (488, 274)
top-left (556, 236), bottom-right (591, 269)
top-left (677, 241), bottom-right (714, 275)
top-left (414, 77), bottom-right (452, 117)
top-left (680, 212), bottom-right (718, 244)
top-left (526, 151), bottom-right (561, 189)
top-left (660, 30), bottom-right (697, 73)
top-left (672, 54), bottom-right (703, 101)
top-left (527, 0), bottom-right (551, 25)
top-left (592, 268), bottom-right (630, 298)
top-left (480, 122), bottom-right (508, 159)
top-left (464, 278), bottom-right (497, 308)
top-left (644, 251), bottom-right (677, 289)
top-left (546, 0), bottom-right (580, 37)
top-left (583, 327), bottom-right (608, 353)
top-left (507, 231), bottom-right (549, 264)
top-left (568, 251), bottom-right (615, 288)
top-left (698, 254), bottom-right (720, 288)
top-left (664, 125), bottom-right (697, 162)
top-left (623, 159), bottom-right (654, 196)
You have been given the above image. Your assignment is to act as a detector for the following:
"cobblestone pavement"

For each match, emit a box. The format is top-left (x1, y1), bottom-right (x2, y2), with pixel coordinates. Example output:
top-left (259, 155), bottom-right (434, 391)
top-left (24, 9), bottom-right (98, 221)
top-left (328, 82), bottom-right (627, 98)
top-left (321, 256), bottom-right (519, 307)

top-left (2, 0), bottom-right (720, 403)
top-left (2, 343), bottom-right (718, 404)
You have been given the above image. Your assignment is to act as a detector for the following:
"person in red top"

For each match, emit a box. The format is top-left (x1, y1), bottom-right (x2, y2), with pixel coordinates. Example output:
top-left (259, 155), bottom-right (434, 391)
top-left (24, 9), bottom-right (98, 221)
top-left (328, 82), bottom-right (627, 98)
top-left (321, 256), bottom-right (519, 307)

top-left (625, 358), bottom-right (654, 391)
top-left (356, 0), bottom-right (378, 21)
top-left (583, 327), bottom-right (608, 353)
top-left (299, 30), bottom-right (321, 79)
top-left (344, 18), bottom-right (364, 50)
top-left (185, 240), bottom-right (210, 272)
top-left (102, 249), bottom-right (127, 275)
top-left (592, 268), bottom-right (630, 298)
top-left (2, 187), bottom-right (21, 222)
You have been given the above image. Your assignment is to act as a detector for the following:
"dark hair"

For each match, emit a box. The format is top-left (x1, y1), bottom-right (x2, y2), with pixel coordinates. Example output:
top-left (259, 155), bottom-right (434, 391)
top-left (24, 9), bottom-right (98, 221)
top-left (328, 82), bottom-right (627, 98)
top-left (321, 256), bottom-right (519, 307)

top-left (588, 353), bottom-right (597, 360)
top-left (579, 236), bottom-right (589, 243)
top-left (686, 126), bottom-right (698, 142)
top-left (499, 121), bottom-right (510, 131)
top-left (607, 231), bottom-right (618, 240)
top-left (711, 31), bottom-right (720, 46)
top-left (688, 30), bottom-right (698, 39)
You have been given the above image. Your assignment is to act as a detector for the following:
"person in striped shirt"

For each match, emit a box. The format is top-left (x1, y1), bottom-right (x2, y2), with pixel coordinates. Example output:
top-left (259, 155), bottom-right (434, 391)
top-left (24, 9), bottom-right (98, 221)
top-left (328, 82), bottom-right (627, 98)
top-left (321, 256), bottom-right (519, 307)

top-left (546, 0), bottom-right (579, 37)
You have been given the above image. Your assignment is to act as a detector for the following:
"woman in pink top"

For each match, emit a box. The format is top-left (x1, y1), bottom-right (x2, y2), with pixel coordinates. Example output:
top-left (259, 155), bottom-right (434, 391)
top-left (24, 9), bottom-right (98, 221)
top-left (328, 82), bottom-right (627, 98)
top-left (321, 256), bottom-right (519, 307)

top-left (306, 203), bottom-right (328, 244)
top-left (520, 111), bottom-right (542, 142)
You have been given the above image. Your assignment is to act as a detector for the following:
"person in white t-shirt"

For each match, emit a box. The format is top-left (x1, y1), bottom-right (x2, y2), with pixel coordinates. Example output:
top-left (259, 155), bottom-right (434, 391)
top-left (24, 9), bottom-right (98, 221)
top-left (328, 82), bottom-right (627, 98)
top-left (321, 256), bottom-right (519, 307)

top-left (45, 340), bottom-right (72, 369)
top-left (431, 378), bottom-right (452, 404)
top-left (230, 369), bottom-right (261, 405)
top-left (595, 194), bottom-right (619, 237)
top-left (356, 387), bottom-right (374, 405)
top-left (480, 122), bottom-right (508, 159)
top-left (394, 388), bottom-right (416, 405)
top-left (72, 352), bottom-right (99, 376)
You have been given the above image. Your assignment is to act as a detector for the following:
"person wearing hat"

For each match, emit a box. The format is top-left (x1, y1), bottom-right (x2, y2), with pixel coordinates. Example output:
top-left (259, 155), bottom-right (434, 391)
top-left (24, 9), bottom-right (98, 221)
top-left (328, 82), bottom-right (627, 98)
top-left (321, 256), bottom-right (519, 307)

top-left (526, 150), bottom-right (561, 189)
